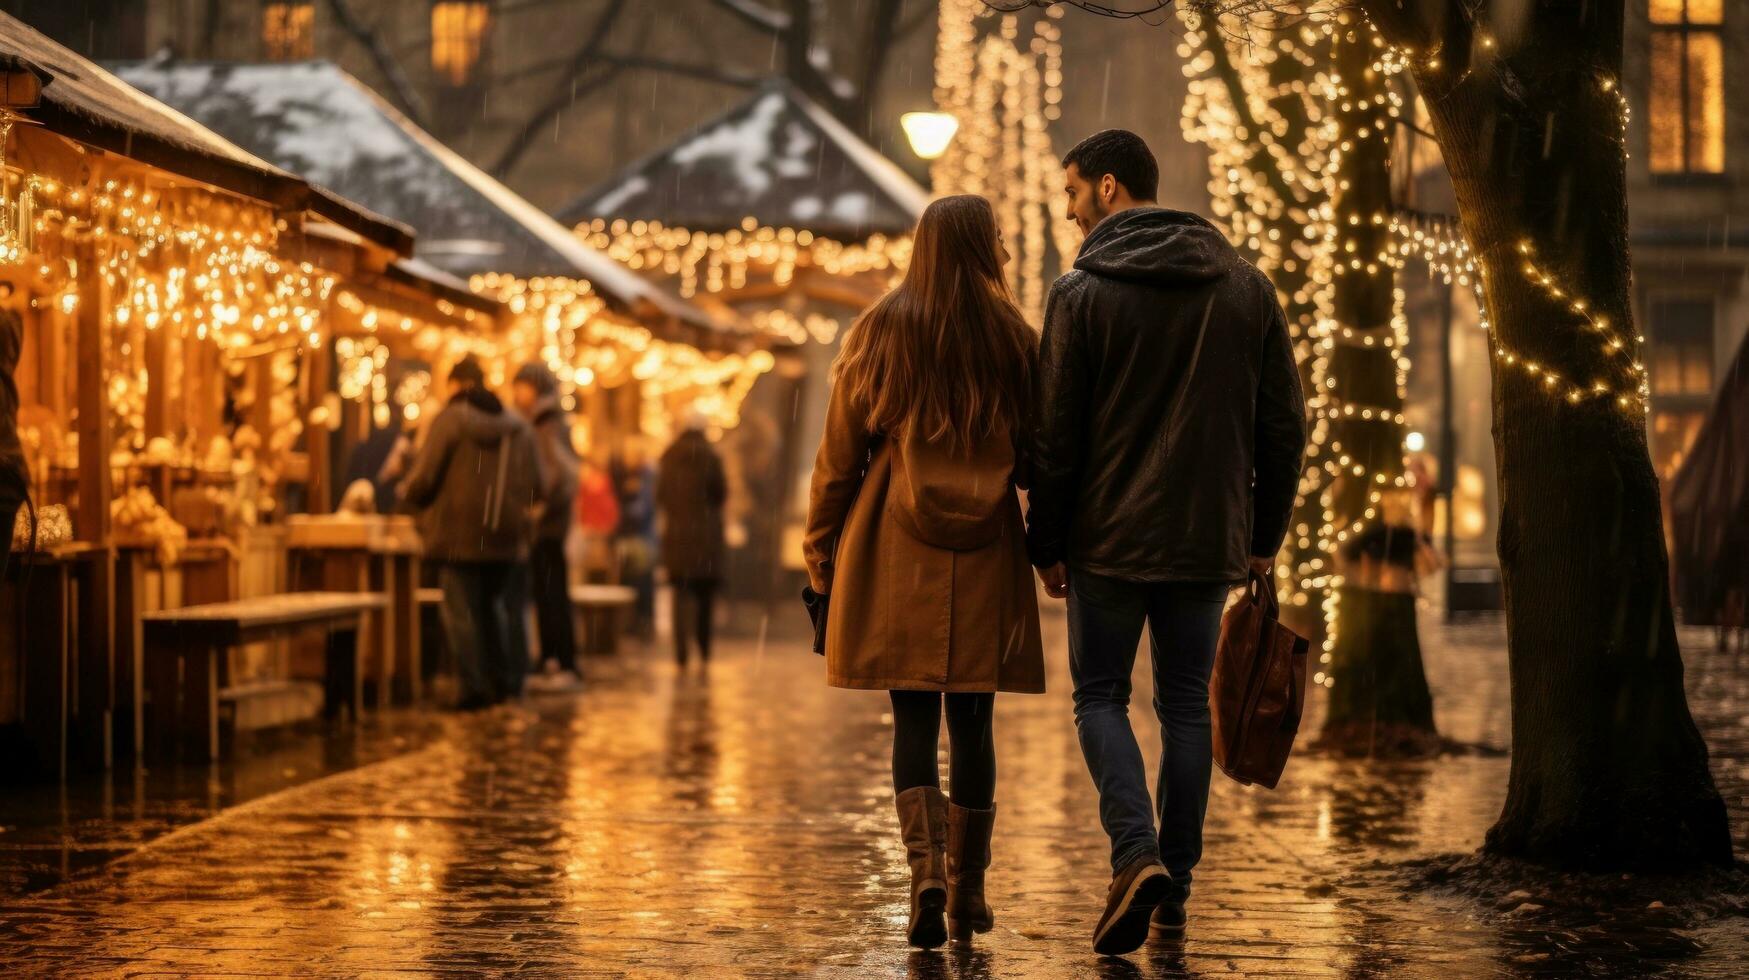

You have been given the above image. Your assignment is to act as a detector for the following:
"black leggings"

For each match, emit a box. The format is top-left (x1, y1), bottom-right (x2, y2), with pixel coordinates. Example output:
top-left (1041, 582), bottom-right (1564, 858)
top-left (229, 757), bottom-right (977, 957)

top-left (890, 691), bottom-right (996, 810)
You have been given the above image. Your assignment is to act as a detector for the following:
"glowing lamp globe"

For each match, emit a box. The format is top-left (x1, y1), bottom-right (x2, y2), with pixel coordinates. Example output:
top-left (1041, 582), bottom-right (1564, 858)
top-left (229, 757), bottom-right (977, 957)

top-left (901, 111), bottom-right (960, 160)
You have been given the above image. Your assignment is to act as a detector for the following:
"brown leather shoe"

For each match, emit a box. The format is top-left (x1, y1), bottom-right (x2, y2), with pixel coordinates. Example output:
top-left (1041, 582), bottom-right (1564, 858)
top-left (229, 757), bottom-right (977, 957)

top-left (895, 786), bottom-right (948, 948)
top-left (1092, 857), bottom-right (1171, 956)
top-left (946, 802), bottom-right (996, 939)
top-left (1148, 898), bottom-right (1187, 941)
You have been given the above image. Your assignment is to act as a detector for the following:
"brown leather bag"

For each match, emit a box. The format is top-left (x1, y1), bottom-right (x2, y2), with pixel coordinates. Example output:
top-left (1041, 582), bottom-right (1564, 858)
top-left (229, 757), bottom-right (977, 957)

top-left (1209, 571), bottom-right (1309, 789)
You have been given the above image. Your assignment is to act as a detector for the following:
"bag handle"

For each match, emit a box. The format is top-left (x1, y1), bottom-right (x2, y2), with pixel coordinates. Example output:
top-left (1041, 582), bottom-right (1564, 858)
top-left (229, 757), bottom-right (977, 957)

top-left (1247, 567), bottom-right (1279, 619)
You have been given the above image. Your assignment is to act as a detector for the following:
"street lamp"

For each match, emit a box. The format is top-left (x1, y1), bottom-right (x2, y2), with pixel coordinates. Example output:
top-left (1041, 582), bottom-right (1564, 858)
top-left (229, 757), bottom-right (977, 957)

top-left (901, 111), bottom-right (959, 160)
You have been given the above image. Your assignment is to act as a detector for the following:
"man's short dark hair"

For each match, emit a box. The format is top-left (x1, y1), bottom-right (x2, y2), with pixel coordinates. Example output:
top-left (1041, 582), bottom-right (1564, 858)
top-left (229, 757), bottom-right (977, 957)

top-left (449, 355), bottom-right (485, 389)
top-left (1062, 129), bottom-right (1158, 201)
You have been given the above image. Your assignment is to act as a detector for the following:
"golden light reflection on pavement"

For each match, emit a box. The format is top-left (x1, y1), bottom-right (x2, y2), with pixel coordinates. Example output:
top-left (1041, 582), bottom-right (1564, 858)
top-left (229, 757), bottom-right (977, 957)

top-left (0, 614), bottom-right (1743, 977)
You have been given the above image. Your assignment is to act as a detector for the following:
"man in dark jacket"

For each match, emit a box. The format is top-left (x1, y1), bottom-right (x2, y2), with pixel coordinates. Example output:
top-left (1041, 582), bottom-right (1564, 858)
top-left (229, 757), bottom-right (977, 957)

top-left (656, 416), bottom-right (727, 666)
top-left (512, 362), bottom-right (582, 688)
top-left (401, 356), bottom-right (541, 709)
top-left (1028, 130), bottom-right (1307, 955)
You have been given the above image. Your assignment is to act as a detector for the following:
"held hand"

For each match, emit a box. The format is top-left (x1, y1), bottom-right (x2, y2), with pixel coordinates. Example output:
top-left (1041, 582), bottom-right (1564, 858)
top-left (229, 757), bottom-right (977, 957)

top-left (1037, 562), bottom-right (1070, 599)
top-left (1248, 556), bottom-right (1275, 580)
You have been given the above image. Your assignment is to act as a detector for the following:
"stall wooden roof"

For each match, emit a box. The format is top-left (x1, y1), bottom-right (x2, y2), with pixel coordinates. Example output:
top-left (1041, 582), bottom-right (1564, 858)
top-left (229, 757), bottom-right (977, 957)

top-left (110, 59), bottom-right (747, 352)
top-left (0, 14), bottom-right (413, 256)
top-left (559, 79), bottom-right (928, 241)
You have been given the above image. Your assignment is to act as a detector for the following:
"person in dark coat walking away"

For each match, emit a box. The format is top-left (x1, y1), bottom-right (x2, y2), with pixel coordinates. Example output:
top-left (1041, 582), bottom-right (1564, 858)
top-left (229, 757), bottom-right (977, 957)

top-left (1027, 130), bottom-right (1307, 955)
top-left (612, 436), bottom-right (658, 638)
top-left (400, 356), bottom-right (542, 710)
top-left (656, 415), bottom-right (726, 666)
top-left (512, 361), bottom-right (582, 691)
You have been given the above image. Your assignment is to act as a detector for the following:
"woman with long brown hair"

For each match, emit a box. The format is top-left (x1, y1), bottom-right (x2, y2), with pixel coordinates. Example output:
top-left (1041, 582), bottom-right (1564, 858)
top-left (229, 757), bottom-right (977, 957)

top-left (804, 194), bottom-right (1045, 948)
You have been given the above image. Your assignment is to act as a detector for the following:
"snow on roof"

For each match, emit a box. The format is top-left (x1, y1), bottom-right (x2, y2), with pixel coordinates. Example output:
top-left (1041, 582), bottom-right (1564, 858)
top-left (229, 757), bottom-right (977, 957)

top-left (560, 79), bottom-right (928, 239)
top-left (0, 14), bottom-right (409, 252)
top-left (110, 59), bottom-right (706, 326)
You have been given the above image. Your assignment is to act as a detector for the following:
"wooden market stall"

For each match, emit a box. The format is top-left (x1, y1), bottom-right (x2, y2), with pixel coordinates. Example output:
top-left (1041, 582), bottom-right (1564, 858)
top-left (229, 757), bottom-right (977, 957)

top-left (556, 80), bottom-right (928, 599)
top-left (114, 59), bottom-right (773, 478)
top-left (0, 15), bottom-right (518, 773)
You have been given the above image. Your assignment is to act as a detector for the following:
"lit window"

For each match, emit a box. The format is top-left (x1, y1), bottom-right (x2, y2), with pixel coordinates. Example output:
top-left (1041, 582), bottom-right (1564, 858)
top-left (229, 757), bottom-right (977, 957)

top-left (1648, 297), bottom-right (1714, 397)
top-left (1648, 0), bottom-right (1724, 174)
top-left (432, 2), bottom-right (491, 86)
top-left (262, 2), bottom-right (314, 61)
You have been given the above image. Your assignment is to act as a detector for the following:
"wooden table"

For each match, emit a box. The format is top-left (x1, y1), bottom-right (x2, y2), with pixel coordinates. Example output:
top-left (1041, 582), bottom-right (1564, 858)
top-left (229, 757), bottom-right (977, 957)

top-left (143, 591), bottom-right (385, 761)
top-left (113, 539), bottom-right (237, 765)
top-left (287, 520), bottom-right (421, 707)
top-left (572, 584), bottom-right (638, 656)
top-left (0, 543), bottom-right (111, 780)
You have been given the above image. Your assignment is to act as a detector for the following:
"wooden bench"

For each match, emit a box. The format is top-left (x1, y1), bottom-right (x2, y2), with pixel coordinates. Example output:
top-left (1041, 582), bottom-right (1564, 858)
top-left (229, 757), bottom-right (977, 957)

top-left (572, 584), bottom-right (638, 656)
top-left (143, 591), bottom-right (385, 761)
top-left (417, 583), bottom-right (635, 659)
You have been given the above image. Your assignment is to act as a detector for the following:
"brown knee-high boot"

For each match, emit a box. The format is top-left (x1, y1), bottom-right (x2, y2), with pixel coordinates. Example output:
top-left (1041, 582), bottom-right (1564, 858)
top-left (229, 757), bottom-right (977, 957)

top-left (894, 786), bottom-right (948, 948)
top-left (946, 802), bottom-right (996, 938)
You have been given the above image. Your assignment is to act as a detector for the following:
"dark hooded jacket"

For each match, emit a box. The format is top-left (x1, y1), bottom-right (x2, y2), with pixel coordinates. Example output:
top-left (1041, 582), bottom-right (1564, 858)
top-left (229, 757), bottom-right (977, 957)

top-left (515, 363), bottom-right (579, 542)
top-left (1026, 207), bottom-right (1306, 583)
top-left (399, 387), bottom-right (541, 563)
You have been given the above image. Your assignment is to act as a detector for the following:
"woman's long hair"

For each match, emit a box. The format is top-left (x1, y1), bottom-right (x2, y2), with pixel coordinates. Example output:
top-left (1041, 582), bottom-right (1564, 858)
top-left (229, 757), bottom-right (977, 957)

top-left (832, 194), bottom-right (1037, 452)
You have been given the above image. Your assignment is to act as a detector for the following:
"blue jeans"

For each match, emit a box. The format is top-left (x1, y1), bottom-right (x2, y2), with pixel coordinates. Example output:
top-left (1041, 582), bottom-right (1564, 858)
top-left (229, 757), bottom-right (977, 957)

top-left (439, 561), bottom-right (520, 705)
top-left (1067, 569), bottom-right (1229, 899)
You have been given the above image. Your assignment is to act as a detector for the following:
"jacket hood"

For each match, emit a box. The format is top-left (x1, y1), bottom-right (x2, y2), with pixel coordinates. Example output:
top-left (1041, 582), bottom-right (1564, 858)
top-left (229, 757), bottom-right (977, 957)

top-left (527, 394), bottom-right (564, 428)
top-left (1073, 207), bottom-right (1236, 286)
top-left (450, 388), bottom-right (522, 444)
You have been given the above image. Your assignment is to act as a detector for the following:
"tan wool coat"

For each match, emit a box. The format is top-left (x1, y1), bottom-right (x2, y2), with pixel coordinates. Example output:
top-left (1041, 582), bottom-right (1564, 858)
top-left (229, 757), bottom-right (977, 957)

top-left (804, 381), bottom-right (1045, 694)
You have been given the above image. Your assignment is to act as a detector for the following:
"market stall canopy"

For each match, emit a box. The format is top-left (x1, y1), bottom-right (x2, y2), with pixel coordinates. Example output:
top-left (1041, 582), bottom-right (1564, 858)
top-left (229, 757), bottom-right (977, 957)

top-left (1669, 331), bottom-right (1749, 627)
top-left (111, 58), bottom-right (733, 345)
top-left (559, 79), bottom-right (928, 241)
top-left (0, 15), bottom-right (413, 256)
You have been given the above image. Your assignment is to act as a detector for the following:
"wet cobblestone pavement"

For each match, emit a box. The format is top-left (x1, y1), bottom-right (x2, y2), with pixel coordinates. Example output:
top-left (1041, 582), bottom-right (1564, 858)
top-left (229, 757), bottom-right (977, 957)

top-left (1, 607), bottom-right (1745, 977)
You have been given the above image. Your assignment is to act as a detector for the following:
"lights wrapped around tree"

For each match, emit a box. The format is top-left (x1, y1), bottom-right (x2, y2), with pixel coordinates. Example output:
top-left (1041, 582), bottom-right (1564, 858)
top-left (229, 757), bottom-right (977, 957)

top-left (1180, 9), bottom-right (1425, 692)
top-left (932, 0), bottom-right (1077, 323)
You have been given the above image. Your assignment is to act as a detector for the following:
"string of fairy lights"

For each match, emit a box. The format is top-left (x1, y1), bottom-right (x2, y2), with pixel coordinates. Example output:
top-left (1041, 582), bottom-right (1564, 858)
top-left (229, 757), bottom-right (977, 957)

top-left (0, 119), bottom-right (770, 509)
top-left (933, 0), bottom-right (1079, 324)
top-left (580, 217), bottom-right (909, 309)
top-left (469, 272), bottom-right (776, 433)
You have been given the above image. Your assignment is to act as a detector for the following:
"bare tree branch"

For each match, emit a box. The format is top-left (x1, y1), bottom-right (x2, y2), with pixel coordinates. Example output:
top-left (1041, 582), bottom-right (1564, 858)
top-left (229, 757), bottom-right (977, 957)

top-left (858, 0), bottom-right (906, 118)
top-left (581, 53), bottom-right (766, 88)
top-left (895, 0), bottom-right (938, 41)
top-left (325, 0), bottom-right (430, 128)
top-left (1200, 21), bottom-right (1305, 210)
top-left (490, 0), bottom-right (631, 178)
top-left (708, 0), bottom-right (792, 34)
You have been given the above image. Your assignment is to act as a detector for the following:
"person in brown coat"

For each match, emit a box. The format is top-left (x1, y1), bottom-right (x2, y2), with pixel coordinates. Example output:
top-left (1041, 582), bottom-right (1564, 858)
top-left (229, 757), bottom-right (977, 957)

top-left (805, 195), bottom-right (1045, 950)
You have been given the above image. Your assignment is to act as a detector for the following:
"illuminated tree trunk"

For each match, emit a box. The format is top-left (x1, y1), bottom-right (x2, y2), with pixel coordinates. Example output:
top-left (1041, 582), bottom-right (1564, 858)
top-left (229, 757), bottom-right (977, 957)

top-left (1314, 19), bottom-right (1438, 755)
top-left (1366, 0), bottom-right (1730, 868)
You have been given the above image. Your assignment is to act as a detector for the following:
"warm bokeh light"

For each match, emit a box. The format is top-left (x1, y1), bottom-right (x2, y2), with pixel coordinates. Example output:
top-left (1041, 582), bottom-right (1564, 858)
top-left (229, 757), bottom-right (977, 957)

top-left (899, 111), bottom-right (959, 160)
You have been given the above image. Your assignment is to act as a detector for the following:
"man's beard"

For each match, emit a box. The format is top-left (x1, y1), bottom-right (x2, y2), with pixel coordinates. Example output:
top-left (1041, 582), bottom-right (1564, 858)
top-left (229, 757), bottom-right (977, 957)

top-left (1080, 198), bottom-right (1111, 233)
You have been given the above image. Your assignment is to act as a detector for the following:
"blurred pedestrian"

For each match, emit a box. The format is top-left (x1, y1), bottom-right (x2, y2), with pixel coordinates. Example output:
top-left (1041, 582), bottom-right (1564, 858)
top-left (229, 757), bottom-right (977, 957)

top-left (805, 195), bottom-right (1044, 950)
top-left (612, 436), bottom-right (658, 638)
top-left (575, 451), bottom-right (621, 582)
top-left (657, 414), bottom-right (726, 666)
top-left (0, 309), bottom-right (26, 580)
top-left (513, 362), bottom-right (582, 691)
top-left (400, 356), bottom-right (540, 710)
